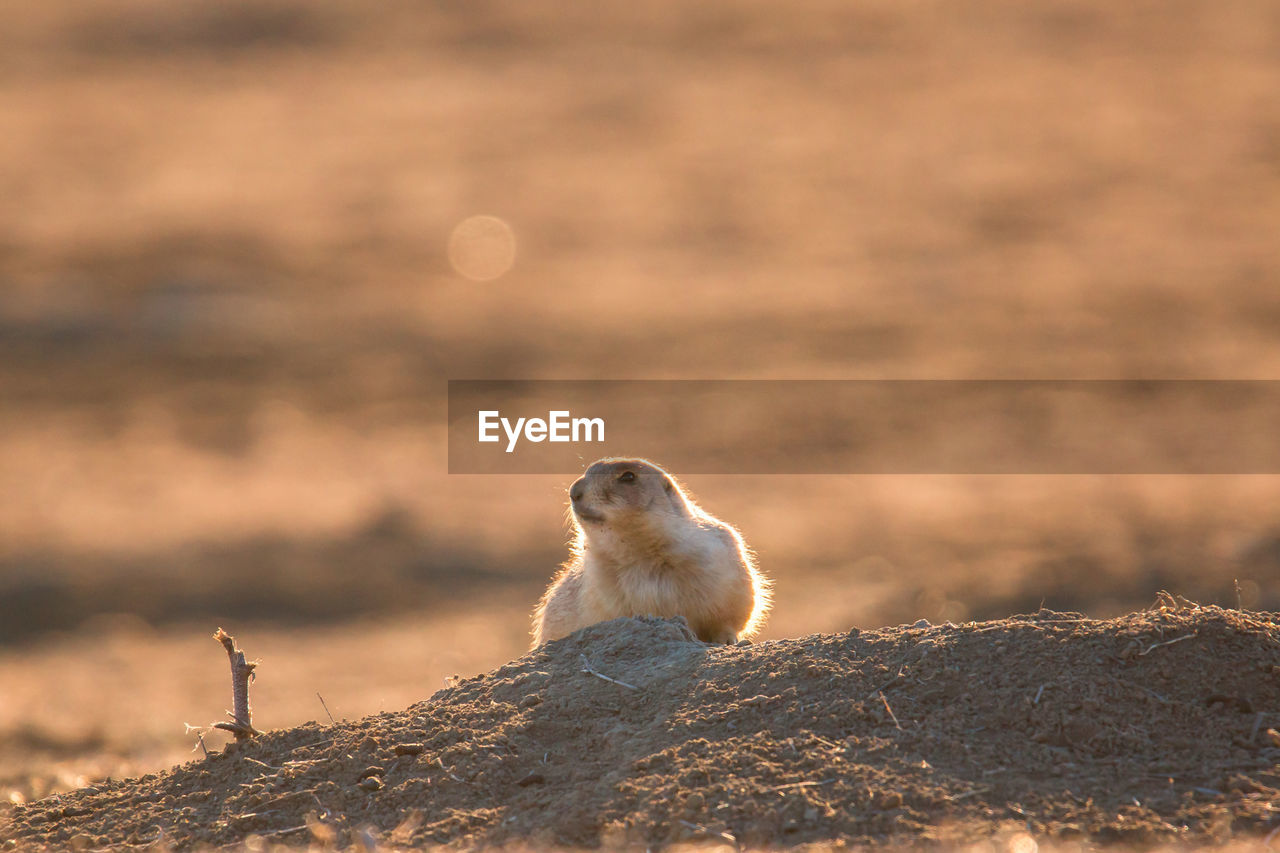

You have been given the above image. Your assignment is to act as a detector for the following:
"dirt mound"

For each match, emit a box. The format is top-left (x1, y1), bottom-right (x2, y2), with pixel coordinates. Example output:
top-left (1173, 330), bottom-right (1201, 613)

top-left (6, 607), bottom-right (1280, 850)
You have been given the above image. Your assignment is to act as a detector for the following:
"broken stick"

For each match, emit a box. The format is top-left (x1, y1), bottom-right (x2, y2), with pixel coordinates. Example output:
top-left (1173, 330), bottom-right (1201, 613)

top-left (213, 628), bottom-right (260, 740)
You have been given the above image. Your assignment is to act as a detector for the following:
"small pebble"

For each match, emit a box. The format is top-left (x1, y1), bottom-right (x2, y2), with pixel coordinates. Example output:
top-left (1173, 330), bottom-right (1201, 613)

top-left (393, 743), bottom-right (424, 756)
top-left (516, 773), bottom-right (546, 787)
top-left (877, 791), bottom-right (903, 809)
top-left (358, 777), bottom-right (383, 792)
top-left (359, 766), bottom-right (385, 781)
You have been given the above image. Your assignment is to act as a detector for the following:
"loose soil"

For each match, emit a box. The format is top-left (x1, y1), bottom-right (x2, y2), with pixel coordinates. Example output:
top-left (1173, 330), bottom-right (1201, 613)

top-left (5, 606), bottom-right (1280, 850)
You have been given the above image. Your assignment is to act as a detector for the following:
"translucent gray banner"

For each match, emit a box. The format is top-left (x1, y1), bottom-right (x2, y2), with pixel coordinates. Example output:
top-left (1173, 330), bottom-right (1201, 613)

top-left (447, 380), bottom-right (1280, 474)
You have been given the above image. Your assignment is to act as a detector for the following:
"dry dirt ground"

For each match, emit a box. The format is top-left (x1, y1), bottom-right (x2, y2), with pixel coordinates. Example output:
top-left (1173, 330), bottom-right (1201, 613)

top-left (5, 605), bottom-right (1280, 851)
top-left (4, 1), bottom-right (1280, 848)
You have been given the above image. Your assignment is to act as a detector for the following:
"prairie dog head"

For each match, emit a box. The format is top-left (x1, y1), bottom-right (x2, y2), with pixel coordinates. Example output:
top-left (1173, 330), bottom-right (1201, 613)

top-left (568, 458), bottom-right (692, 543)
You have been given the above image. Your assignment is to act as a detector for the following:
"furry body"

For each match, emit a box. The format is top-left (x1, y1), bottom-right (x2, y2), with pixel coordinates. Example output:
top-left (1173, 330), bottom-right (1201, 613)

top-left (532, 458), bottom-right (769, 646)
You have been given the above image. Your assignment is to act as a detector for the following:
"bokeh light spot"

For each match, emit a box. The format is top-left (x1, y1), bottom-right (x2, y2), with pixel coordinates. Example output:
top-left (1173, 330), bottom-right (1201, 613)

top-left (448, 215), bottom-right (516, 282)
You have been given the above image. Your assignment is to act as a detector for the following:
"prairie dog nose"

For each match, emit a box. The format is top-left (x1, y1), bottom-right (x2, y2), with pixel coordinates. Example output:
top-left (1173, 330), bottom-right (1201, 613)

top-left (569, 478), bottom-right (586, 503)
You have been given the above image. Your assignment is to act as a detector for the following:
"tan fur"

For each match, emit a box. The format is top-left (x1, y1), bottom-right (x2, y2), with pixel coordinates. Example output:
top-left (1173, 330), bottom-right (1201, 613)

top-left (532, 457), bottom-right (770, 647)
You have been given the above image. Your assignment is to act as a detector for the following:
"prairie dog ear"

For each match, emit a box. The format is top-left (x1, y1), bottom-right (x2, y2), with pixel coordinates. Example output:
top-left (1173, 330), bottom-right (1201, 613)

top-left (663, 479), bottom-right (674, 494)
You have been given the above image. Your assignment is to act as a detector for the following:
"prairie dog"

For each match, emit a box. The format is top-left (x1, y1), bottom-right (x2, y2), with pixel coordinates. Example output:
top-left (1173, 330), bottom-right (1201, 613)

top-left (532, 457), bottom-right (770, 647)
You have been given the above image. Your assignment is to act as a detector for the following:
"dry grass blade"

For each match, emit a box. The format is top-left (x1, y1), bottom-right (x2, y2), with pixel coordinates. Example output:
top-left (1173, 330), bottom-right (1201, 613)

top-left (1138, 633), bottom-right (1197, 656)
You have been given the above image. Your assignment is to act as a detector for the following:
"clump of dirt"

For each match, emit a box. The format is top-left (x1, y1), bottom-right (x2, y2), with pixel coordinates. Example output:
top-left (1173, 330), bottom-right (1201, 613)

top-left (5, 607), bottom-right (1280, 850)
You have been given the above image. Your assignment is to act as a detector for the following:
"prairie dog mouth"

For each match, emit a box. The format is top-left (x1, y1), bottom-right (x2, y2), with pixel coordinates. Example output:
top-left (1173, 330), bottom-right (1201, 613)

top-left (573, 505), bottom-right (606, 524)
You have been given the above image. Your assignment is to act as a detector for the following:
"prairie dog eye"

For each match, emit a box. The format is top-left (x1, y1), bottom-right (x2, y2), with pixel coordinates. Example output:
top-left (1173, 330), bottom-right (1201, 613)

top-left (617, 471), bottom-right (637, 484)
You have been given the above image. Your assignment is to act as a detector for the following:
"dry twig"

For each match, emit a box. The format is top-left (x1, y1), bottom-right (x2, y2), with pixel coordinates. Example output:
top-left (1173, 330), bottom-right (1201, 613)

top-left (579, 654), bottom-right (639, 690)
top-left (213, 627), bottom-right (260, 740)
top-left (766, 779), bottom-right (836, 793)
top-left (879, 691), bottom-right (902, 729)
top-left (944, 787), bottom-right (990, 802)
top-left (1149, 590), bottom-right (1199, 612)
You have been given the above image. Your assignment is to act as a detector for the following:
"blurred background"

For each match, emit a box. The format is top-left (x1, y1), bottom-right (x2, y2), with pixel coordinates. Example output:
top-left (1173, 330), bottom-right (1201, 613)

top-left (3, 0), bottom-right (1280, 804)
